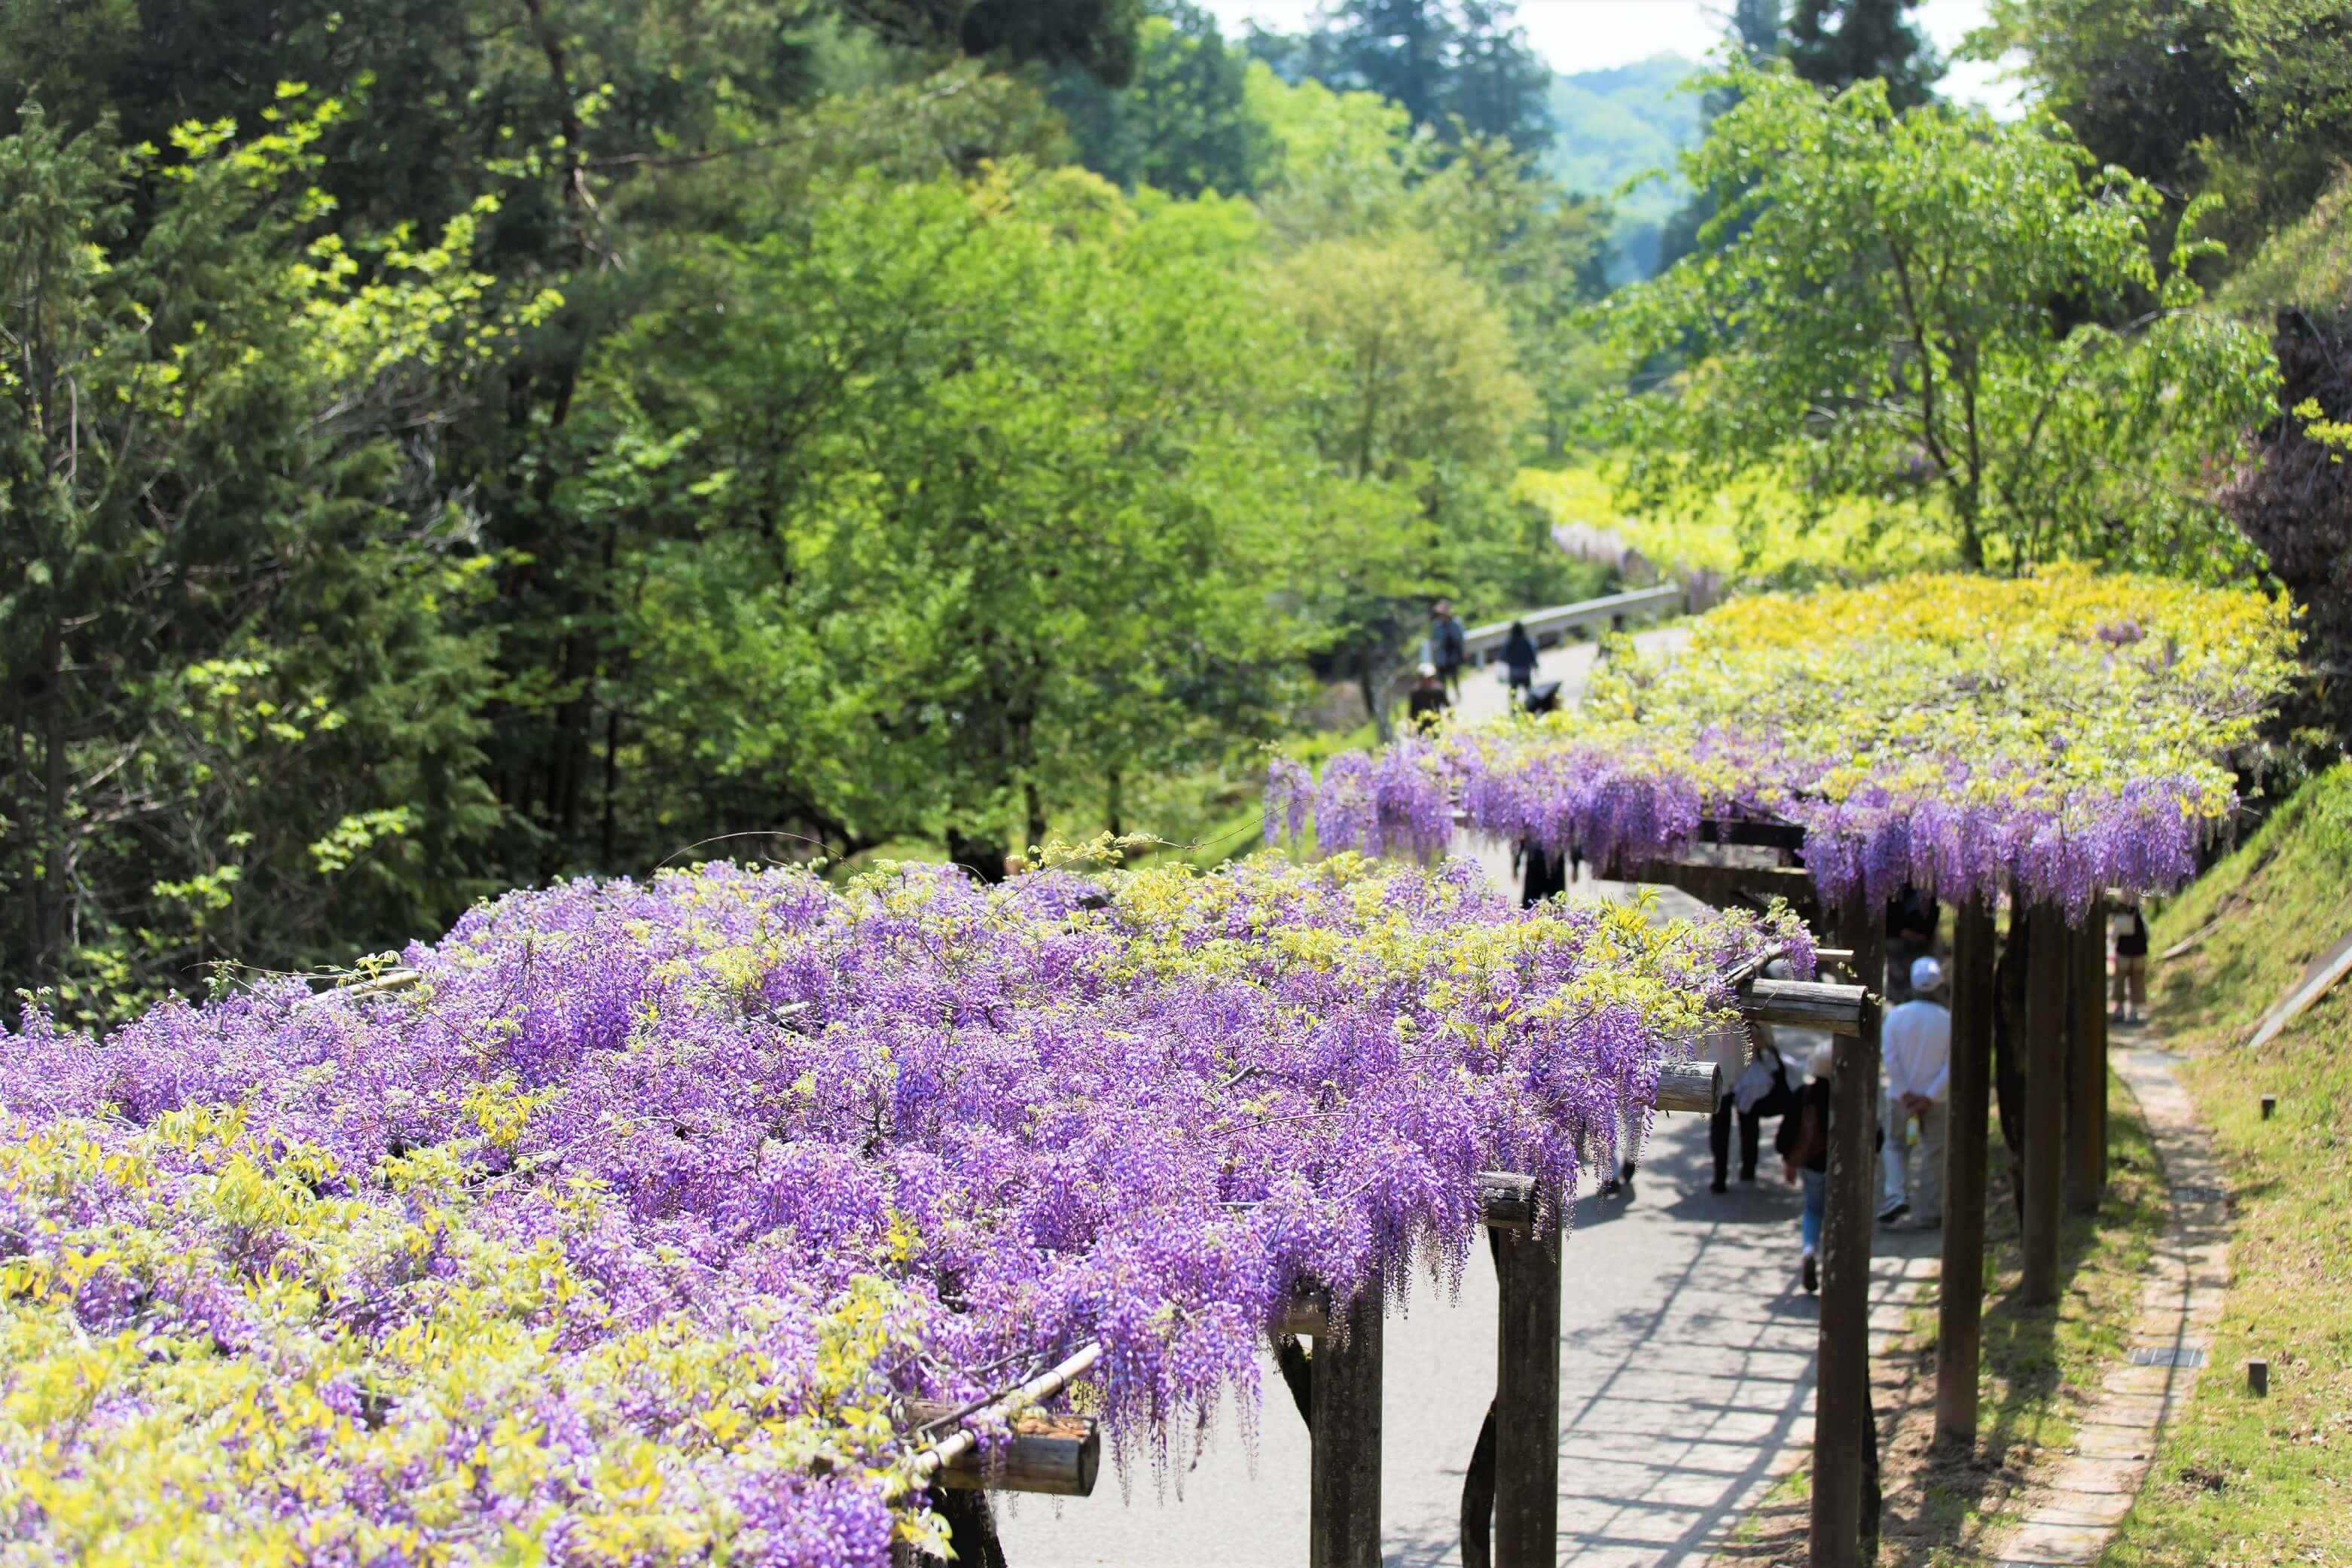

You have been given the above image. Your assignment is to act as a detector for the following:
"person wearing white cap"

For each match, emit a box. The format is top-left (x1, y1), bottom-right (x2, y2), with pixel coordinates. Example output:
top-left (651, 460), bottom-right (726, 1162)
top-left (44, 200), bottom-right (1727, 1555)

top-left (1878, 954), bottom-right (1952, 1227)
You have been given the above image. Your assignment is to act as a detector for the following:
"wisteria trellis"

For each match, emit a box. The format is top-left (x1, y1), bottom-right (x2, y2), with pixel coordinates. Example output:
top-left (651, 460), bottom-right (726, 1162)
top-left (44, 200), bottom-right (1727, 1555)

top-left (1274, 568), bottom-right (2298, 916)
top-left (0, 854), bottom-right (1807, 1566)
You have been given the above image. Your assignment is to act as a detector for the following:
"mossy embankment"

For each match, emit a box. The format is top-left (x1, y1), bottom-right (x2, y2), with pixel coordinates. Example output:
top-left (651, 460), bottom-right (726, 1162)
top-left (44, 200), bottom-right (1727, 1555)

top-left (2103, 761), bottom-right (2352, 1566)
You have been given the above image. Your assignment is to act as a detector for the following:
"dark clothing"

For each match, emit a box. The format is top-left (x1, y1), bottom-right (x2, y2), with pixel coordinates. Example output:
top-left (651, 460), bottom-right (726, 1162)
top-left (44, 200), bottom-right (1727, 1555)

top-left (1716, 1047), bottom-right (1798, 1181)
top-left (1885, 884), bottom-right (1941, 986)
top-left (1430, 614), bottom-right (1467, 668)
top-left (1515, 841), bottom-right (1568, 907)
top-left (1407, 685), bottom-right (1449, 728)
top-left (1778, 1075), bottom-right (1833, 1174)
top-left (1502, 626), bottom-right (1538, 688)
top-left (2114, 911), bottom-right (2149, 958)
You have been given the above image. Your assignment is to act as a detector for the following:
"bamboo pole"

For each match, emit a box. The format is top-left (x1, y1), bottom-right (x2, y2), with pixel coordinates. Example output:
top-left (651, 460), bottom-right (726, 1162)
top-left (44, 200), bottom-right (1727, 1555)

top-left (2066, 898), bottom-right (2108, 1214)
top-left (910, 1343), bottom-right (1103, 1484)
top-left (1935, 895), bottom-right (1995, 1449)
top-left (1491, 1182), bottom-right (1561, 1567)
top-left (1310, 1290), bottom-right (1383, 1568)
top-left (2021, 904), bottom-right (2068, 1305)
top-left (1810, 892), bottom-right (1882, 1568)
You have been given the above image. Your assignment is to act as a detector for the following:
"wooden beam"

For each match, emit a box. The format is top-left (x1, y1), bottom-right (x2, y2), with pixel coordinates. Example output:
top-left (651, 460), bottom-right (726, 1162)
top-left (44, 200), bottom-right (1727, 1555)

top-left (2067, 901), bottom-right (2108, 1215)
top-left (1310, 1290), bottom-right (1383, 1568)
top-left (1695, 817), bottom-right (1809, 851)
top-left (1811, 892), bottom-right (1883, 1568)
top-left (904, 1403), bottom-right (1100, 1496)
top-left (1656, 1058), bottom-right (1722, 1114)
top-left (1740, 978), bottom-right (1871, 1036)
top-left (1935, 895), bottom-right (1995, 1450)
top-left (1634, 860), bottom-right (1820, 912)
top-left (2021, 904), bottom-right (2068, 1305)
top-left (1492, 1182), bottom-right (1561, 1567)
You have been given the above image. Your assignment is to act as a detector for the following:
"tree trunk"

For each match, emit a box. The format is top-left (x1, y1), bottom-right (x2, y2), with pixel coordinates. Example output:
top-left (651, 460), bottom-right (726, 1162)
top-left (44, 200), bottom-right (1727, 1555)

top-left (34, 620), bottom-right (66, 987)
top-left (1106, 767), bottom-right (1124, 839)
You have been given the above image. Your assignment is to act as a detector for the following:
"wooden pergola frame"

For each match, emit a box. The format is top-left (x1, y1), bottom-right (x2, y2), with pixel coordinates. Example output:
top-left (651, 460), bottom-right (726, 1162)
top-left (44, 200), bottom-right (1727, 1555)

top-left (1630, 824), bottom-right (2113, 1568)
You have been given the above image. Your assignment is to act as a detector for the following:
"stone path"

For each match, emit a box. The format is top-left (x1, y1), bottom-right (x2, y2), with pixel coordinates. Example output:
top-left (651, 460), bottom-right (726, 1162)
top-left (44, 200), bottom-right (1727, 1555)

top-left (1977, 1030), bottom-right (2233, 1566)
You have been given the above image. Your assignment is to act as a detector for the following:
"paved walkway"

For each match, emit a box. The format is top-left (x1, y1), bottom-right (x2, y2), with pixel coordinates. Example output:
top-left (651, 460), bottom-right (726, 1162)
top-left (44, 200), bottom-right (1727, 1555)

top-left (1003, 626), bottom-right (1948, 1565)
top-left (1978, 1029), bottom-right (2233, 1566)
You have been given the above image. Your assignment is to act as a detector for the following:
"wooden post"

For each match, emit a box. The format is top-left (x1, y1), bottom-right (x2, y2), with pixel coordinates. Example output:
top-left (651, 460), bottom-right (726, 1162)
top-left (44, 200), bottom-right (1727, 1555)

top-left (2066, 899), bottom-right (2108, 1214)
top-left (1492, 1185), bottom-right (1561, 1566)
top-left (1811, 893), bottom-right (1882, 1568)
top-left (2021, 902), bottom-right (2068, 1305)
top-left (1935, 894), bottom-right (1995, 1450)
top-left (1310, 1289), bottom-right (1383, 1568)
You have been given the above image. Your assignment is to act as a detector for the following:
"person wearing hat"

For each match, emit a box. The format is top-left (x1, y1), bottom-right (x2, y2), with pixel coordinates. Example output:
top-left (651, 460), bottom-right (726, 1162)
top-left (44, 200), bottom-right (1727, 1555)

top-left (1878, 953), bottom-right (1952, 1227)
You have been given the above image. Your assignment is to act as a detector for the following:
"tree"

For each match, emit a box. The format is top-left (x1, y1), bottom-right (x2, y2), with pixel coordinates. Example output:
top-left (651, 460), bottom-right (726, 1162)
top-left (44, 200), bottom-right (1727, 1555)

top-left (1591, 63), bottom-right (2277, 577)
top-left (1051, 3), bottom-right (1274, 197)
top-left (0, 102), bottom-right (504, 1021)
top-left (1263, 233), bottom-right (1537, 727)
top-left (602, 169), bottom-right (1321, 873)
top-left (1786, 0), bottom-right (1941, 107)
top-left (1977, 0), bottom-right (2352, 243)
top-left (1657, 0), bottom-right (1785, 271)
top-left (1246, 1), bottom-right (1554, 154)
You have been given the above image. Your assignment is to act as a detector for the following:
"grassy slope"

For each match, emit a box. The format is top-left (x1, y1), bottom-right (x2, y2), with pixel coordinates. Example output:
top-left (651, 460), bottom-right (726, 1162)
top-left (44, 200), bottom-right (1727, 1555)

top-left (2103, 761), bottom-right (2352, 1566)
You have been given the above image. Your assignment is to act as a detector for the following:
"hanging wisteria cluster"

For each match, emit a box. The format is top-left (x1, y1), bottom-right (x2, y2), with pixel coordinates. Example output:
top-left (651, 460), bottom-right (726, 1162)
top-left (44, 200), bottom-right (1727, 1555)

top-left (0, 854), bottom-right (1805, 1566)
top-left (1277, 568), bottom-right (2297, 916)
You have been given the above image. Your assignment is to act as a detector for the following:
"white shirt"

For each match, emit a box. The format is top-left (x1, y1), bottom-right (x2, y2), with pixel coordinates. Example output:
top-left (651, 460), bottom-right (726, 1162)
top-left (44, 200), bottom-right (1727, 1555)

top-left (1881, 999), bottom-right (1951, 1103)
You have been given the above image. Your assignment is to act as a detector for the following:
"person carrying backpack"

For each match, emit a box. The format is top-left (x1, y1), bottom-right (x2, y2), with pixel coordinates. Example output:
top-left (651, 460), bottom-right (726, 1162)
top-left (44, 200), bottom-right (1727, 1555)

top-left (2110, 902), bottom-right (2149, 1023)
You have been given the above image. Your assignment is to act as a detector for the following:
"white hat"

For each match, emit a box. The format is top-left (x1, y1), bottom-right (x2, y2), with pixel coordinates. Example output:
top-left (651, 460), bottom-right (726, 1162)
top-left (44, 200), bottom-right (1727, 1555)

top-left (1417, 662), bottom-right (1438, 678)
top-left (1910, 955), bottom-right (1945, 993)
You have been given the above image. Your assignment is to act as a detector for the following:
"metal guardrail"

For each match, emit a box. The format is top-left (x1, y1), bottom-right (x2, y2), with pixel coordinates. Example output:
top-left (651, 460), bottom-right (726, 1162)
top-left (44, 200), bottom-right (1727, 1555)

top-left (1461, 582), bottom-right (1686, 667)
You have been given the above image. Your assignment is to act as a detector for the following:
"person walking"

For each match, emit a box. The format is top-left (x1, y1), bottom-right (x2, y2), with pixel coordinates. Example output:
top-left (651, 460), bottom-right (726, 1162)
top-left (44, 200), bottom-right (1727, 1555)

top-left (2110, 901), bottom-right (2149, 1023)
top-left (1513, 839), bottom-right (1567, 908)
top-left (1501, 619), bottom-right (1538, 697)
top-left (1878, 954), bottom-right (1951, 1228)
top-left (1426, 598), bottom-right (1467, 701)
top-left (1779, 1039), bottom-right (1836, 1295)
top-left (1710, 1017), bottom-right (1798, 1192)
top-left (1406, 662), bottom-right (1450, 731)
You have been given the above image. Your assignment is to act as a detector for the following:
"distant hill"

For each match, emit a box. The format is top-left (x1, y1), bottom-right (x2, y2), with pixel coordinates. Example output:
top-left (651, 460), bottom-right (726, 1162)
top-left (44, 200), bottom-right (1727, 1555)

top-left (1542, 53), bottom-right (1704, 283)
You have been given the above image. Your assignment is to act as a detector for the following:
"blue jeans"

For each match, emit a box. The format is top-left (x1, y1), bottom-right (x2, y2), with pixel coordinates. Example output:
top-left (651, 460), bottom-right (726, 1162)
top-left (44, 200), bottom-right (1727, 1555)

top-left (1800, 1168), bottom-right (1826, 1255)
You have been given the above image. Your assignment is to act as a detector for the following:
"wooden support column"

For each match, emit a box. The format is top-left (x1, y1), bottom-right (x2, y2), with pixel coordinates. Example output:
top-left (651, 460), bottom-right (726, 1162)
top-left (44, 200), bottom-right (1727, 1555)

top-left (1310, 1289), bottom-right (1383, 1568)
top-left (1935, 895), bottom-right (1996, 1449)
top-left (1810, 893), bottom-right (1883, 1568)
top-left (2021, 902), bottom-right (2069, 1305)
top-left (2066, 898), bottom-right (2109, 1214)
top-left (1492, 1185), bottom-right (1561, 1567)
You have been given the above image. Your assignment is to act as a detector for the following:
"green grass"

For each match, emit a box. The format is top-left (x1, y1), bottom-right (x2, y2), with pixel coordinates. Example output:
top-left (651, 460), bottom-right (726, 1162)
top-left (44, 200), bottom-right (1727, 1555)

top-left (1893, 1073), bottom-right (2169, 1564)
top-left (2099, 761), bottom-right (2352, 1567)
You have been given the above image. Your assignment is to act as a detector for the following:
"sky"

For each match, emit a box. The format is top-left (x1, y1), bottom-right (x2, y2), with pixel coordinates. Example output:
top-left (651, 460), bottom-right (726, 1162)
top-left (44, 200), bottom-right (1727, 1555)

top-left (1195, 1), bottom-right (2023, 113)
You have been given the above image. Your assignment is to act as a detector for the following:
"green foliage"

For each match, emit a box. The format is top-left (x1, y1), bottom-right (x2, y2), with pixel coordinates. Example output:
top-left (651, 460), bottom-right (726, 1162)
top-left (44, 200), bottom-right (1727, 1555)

top-left (1246, 0), bottom-right (1554, 154)
top-left (0, 98), bottom-right (505, 1023)
top-left (1051, 4), bottom-right (1273, 197)
top-left (1784, 0), bottom-right (1941, 108)
top-left (601, 167), bottom-right (1321, 870)
top-left (1513, 464), bottom-right (1957, 589)
top-left (2122, 763), bottom-right (2352, 1566)
top-left (1976, 0), bottom-right (2352, 248)
top-left (1590, 63), bottom-right (2279, 577)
